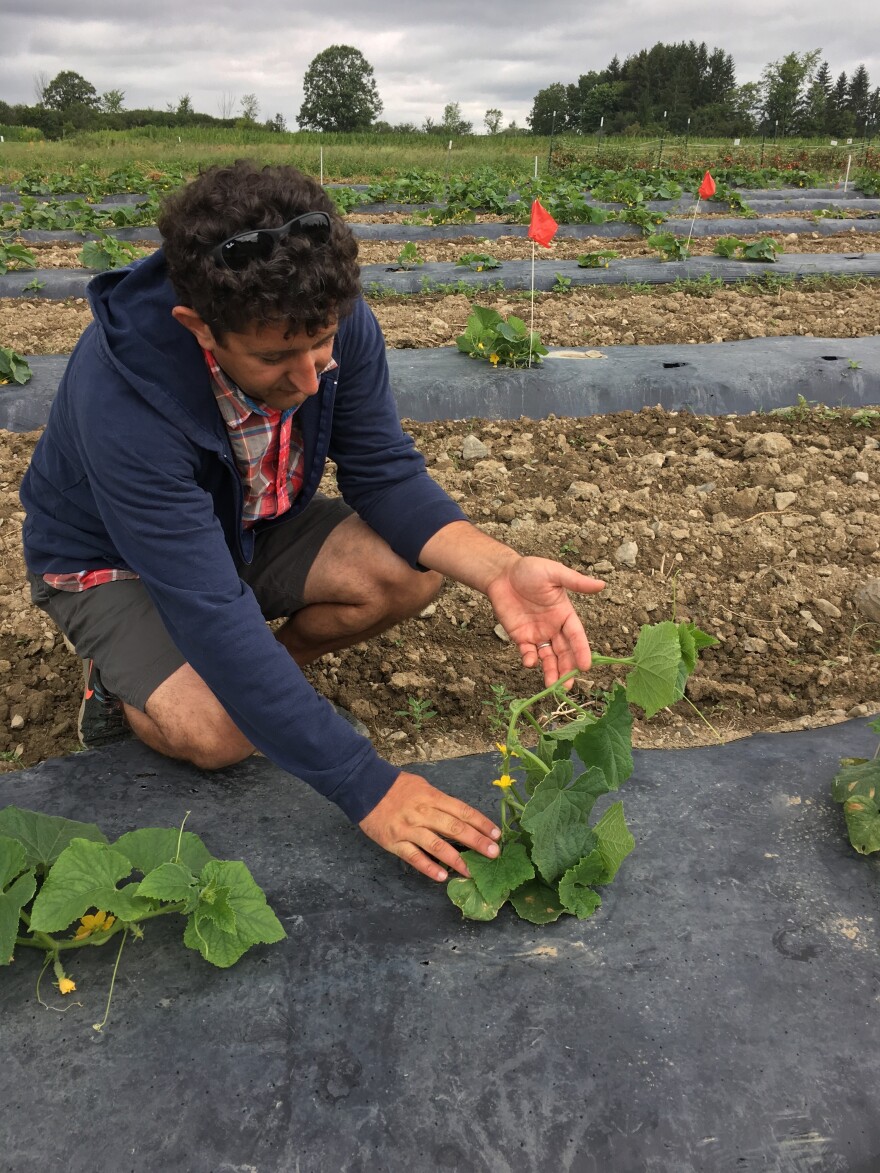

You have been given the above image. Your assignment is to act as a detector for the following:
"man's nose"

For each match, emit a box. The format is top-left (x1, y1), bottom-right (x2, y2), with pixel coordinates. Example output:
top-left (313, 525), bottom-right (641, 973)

top-left (286, 353), bottom-right (321, 393)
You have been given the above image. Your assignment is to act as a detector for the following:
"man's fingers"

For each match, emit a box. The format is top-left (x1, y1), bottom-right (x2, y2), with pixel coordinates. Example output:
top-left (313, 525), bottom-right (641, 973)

top-left (399, 843), bottom-right (452, 883)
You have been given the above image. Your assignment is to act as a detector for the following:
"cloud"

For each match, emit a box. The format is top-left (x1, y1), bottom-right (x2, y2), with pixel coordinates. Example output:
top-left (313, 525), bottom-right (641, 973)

top-left (4, 0), bottom-right (879, 128)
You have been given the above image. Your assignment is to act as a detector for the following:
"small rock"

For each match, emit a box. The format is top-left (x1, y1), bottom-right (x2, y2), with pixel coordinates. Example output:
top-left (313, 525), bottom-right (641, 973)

top-left (493, 623), bottom-right (510, 643)
top-left (854, 579), bottom-right (880, 622)
top-left (742, 432), bottom-right (793, 458)
top-left (419, 603), bottom-right (437, 618)
top-left (774, 627), bottom-right (798, 651)
top-left (495, 504), bottom-right (517, 523)
top-left (10, 715), bottom-right (25, 730)
top-left (614, 541), bottom-right (638, 567)
top-left (591, 559), bottom-right (615, 574)
top-left (742, 637), bottom-right (768, 654)
top-left (389, 671), bottom-right (432, 690)
top-left (850, 470), bottom-right (870, 484)
top-left (847, 703), bottom-right (871, 718)
top-left (566, 481), bottom-right (601, 499)
top-left (461, 434), bottom-right (489, 461)
top-left (814, 598), bottom-right (842, 619)
top-left (774, 491), bottom-right (797, 511)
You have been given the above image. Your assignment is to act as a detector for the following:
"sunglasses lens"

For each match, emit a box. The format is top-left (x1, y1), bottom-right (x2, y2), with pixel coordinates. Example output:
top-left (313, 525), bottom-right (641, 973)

top-left (214, 212), bottom-right (332, 270)
top-left (297, 214), bottom-right (332, 243)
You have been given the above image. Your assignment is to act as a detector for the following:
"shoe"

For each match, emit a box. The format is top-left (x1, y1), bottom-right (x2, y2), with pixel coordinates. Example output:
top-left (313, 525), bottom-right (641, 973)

top-left (78, 659), bottom-right (132, 749)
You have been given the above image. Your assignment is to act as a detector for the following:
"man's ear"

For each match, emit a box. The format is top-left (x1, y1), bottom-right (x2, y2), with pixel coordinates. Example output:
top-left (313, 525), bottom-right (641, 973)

top-left (171, 305), bottom-right (217, 350)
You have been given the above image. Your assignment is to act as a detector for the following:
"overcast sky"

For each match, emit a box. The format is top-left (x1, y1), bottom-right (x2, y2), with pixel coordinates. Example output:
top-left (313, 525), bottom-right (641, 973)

top-left (5, 1), bottom-right (879, 130)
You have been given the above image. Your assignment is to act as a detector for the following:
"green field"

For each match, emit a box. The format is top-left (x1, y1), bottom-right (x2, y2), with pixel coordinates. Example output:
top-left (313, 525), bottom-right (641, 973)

top-left (0, 127), bottom-right (875, 185)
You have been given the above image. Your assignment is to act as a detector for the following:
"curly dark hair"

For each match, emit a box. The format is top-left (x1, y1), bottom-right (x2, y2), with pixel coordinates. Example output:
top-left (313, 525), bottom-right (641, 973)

top-left (157, 160), bottom-right (361, 338)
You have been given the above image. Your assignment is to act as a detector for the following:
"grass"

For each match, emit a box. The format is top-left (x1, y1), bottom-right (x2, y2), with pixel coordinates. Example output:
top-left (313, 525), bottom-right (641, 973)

top-left (0, 129), bottom-right (875, 186)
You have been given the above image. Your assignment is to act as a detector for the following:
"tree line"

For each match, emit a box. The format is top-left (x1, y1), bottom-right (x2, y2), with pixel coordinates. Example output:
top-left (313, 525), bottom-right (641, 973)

top-left (527, 44), bottom-right (879, 138)
top-left (2, 43), bottom-right (878, 141)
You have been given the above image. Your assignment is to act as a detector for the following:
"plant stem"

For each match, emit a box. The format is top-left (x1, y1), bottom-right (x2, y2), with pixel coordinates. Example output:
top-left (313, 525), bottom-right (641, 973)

top-left (93, 927), bottom-right (128, 1033)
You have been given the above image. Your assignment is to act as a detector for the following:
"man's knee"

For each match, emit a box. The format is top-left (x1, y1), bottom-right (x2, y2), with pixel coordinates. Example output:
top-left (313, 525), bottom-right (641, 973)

top-left (185, 735), bottom-right (252, 772)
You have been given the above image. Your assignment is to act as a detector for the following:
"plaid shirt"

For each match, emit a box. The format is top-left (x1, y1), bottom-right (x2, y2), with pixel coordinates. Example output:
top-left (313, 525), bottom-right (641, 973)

top-left (43, 349), bottom-right (336, 592)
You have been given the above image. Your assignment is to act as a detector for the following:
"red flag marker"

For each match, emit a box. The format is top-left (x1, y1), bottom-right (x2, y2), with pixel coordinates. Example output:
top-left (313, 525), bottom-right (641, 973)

top-left (698, 171), bottom-right (716, 200)
top-left (528, 199), bottom-right (558, 247)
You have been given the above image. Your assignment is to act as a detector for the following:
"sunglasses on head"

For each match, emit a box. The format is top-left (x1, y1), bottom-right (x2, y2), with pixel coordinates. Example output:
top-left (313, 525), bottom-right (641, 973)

top-left (210, 210), bottom-right (332, 271)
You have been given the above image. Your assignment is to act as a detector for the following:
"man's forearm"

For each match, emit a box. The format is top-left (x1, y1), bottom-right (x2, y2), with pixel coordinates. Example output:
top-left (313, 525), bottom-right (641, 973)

top-left (417, 520), bottom-right (521, 595)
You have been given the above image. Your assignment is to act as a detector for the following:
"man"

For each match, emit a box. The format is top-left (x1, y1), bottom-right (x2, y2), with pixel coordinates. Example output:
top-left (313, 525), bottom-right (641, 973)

top-left (21, 161), bottom-right (604, 884)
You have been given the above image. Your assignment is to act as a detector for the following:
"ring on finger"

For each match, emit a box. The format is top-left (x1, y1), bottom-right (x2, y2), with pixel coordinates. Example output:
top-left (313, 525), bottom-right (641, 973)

top-left (537, 641), bottom-right (552, 650)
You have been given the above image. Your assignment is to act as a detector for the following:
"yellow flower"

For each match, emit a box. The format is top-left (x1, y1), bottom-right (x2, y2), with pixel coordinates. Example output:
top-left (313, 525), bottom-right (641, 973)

top-left (489, 353), bottom-right (500, 366)
top-left (57, 976), bottom-right (76, 995)
top-left (492, 774), bottom-right (514, 789)
top-left (75, 910), bottom-right (116, 940)
top-left (477, 341), bottom-right (485, 349)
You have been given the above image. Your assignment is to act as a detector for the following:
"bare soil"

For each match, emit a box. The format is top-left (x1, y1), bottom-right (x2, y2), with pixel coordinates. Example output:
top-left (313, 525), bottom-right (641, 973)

top-left (2, 225), bottom-right (880, 774)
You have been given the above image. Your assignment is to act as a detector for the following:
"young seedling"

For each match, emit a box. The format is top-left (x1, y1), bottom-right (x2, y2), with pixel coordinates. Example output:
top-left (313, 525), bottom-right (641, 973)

top-left (0, 346), bottom-right (32, 386)
top-left (0, 238), bottom-right (37, 276)
top-left (552, 273), bottom-right (573, 293)
top-left (647, 233), bottom-right (690, 261)
top-left (390, 242), bottom-right (425, 271)
top-left (577, 250), bottom-right (619, 268)
top-left (482, 682), bottom-right (516, 733)
top-left (80, 232), bottom-right (148, 272)
top-left (447, 620), bottom-right (718, 924)
top-left (457, 252), bottom-right (502, 271)
top-left (455, 306), bottom-right (548, 368)
top-left (395, 695), bottom-right (438, 733)
top-left (0, 808), bottom-right (285, 1029)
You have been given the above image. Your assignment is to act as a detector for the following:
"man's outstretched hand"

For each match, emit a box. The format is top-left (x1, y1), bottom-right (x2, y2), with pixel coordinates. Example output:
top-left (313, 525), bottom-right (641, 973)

top-left (486, 555), bottom-right (605, 687)
top-left (358, 771), bottom-right (501, 882)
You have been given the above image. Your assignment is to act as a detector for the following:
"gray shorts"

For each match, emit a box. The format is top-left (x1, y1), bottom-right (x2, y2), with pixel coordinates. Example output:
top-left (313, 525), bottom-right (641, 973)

top-left (28, 494), bottom-right (353, 712)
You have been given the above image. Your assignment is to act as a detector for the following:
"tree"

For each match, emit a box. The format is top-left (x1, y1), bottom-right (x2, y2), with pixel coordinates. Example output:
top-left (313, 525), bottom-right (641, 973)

top-left (217, 93), bottom-right (237, 119)
top-left (41, 70), bottom-right (100, 112)
top-left (100, 90), bottom-right (125, 114)
top-left (297, 45), bottom-right (382, 131)
top-left (484, 108), bottom-right (502, 134)
top-left (527, 83), bottom-right (569, 135)
top-left (760, 49), bottom-right (821, 135)
top-left (32, 72), bottom-right (50, 105)
top-left (240, 93), bottom-right (260, 123)
top-left (848, 64), bottom-right (871, 128)
top-left (264, 112), bottom-right (287, 133)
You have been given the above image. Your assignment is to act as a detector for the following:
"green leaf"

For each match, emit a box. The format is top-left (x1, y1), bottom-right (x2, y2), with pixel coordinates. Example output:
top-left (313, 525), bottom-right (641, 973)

top-left (114, 827), bottom-right (215, 876)
top-left (182, 860), bottom-right (285, 968)
top-left (593, 802), bottom-right (635, 882)
top-left (842, 799), bottom-right (880, 855)
top-left (195, 872), bottom-right (238, 934)
top-left (79, 240), bottom-right (111, 270)
top-left (832, 757), bottom-right (880, 853)
top-left (0, 870), bottom-right (36, 965)
top-left (446, 876), bottom-right (501, 921)
top-left (625, 622), bottom-right (686, 716)
top-left (29, 839), bottom-right (153, 932)
top-left (0, 806), bottom-right (107, 873)
top-left (521, 761), bottom-right (608, 882)
top-left (136, 861), bottom-right (200, 911)
top-left (464, 842), bottom-right (535, 906)
top-left (558, 854), bottom-right (606, 919)
top-left (509, 879), bottom-right (567, 924)
top-left (830, 757), bottom-right (880, 805)
top-left (573, 684), bottom-right (633, 789)
top-left (0, 834), bottom-right (28, 890)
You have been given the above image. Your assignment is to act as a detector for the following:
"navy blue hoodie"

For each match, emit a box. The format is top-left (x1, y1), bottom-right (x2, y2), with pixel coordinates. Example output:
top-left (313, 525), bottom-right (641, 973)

top-left (20, 250), bottom-right (467, 821)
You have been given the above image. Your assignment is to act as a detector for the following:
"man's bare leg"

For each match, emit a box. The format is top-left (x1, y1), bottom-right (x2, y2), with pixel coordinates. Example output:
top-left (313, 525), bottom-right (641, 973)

top-left (124, 515), bottom-right (442, 767)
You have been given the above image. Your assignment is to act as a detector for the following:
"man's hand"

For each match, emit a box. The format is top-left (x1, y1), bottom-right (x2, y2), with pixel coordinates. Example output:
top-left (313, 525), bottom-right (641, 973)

top-left (358, 771), bottom-right (501, 882)
top-left (486, 556), bottom-right (605, 688)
